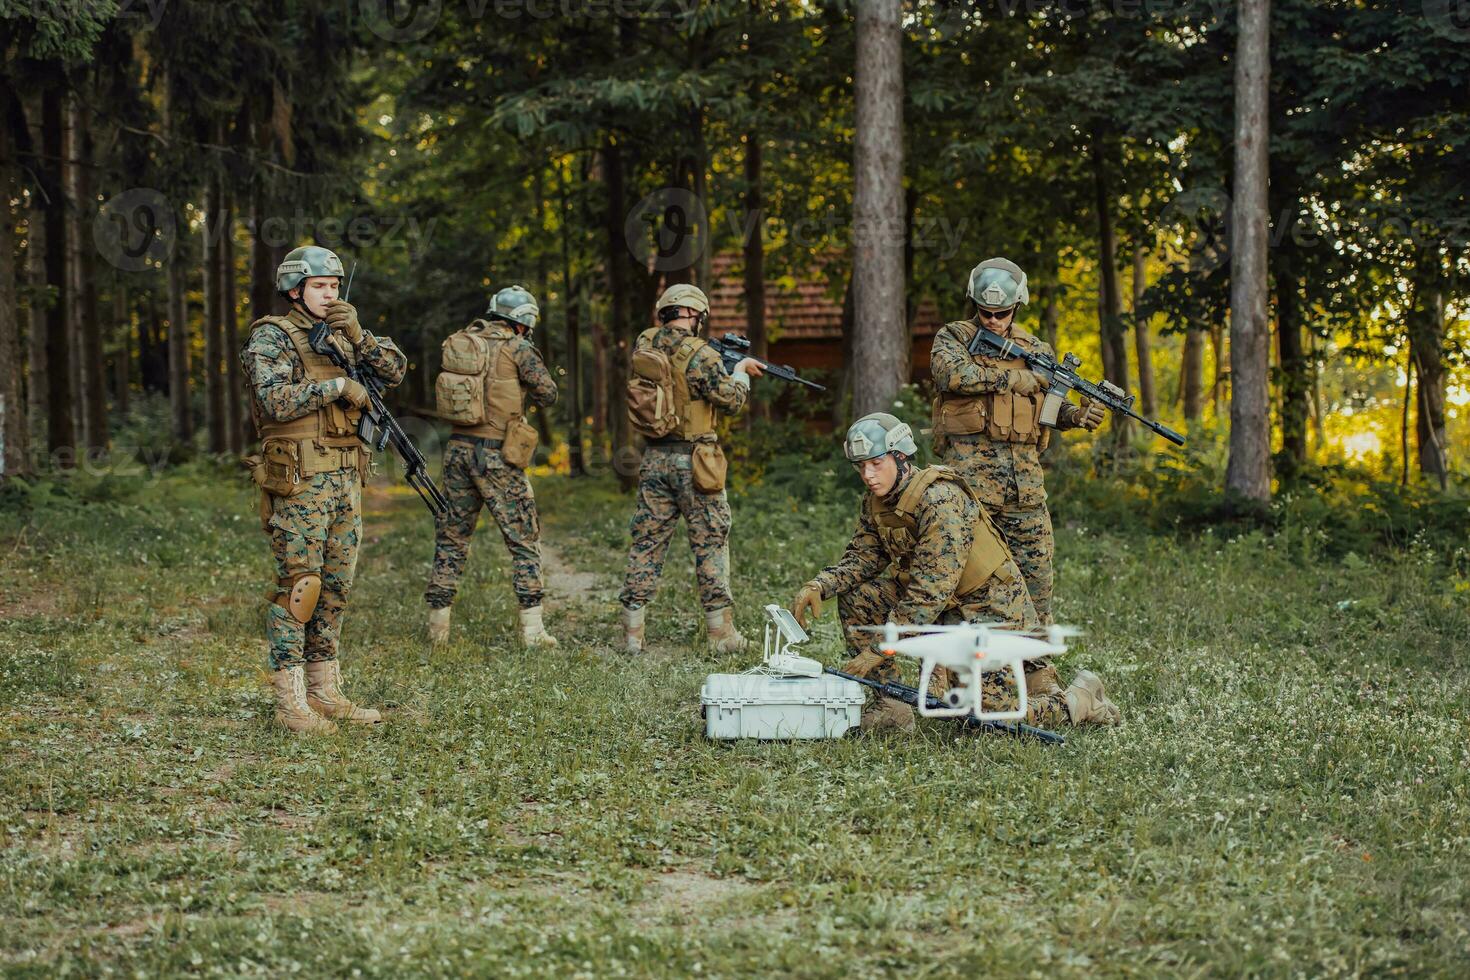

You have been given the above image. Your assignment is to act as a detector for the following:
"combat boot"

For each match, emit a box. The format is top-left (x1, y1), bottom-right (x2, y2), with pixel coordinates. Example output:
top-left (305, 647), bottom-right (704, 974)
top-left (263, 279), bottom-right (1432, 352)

top-left (705, 607), bottom-right (748, 654)
top-left (519, 605), bottom-right (559, 649)
top-left (427, 605), bottom-right (451, 645)
top-left (305, 660), bottom-right (383, 724)
top-left (860, 696), bottom-right (916, 733)
top-left (1064, 670), bottom-right (1121, 726)
top-left (269, 665), bottom-right (337, 735)
top-left (620, 605), bottom-right (645, 654)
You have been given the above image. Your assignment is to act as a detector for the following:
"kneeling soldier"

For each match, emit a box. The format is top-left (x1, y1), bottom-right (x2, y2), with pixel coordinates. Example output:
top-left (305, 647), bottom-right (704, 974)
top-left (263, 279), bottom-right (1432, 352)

top-left (789, 413), bottom-right (1119, 732)
top-left (424, 285), bottom-right (559, 647)
top-left (242, 245), bottom-right (406, 734)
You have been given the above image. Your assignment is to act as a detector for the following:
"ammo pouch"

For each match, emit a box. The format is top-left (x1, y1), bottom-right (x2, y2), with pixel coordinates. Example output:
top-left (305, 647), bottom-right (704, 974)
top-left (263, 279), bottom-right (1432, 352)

top-left (691, 441), bottom-right (727, 494)
top-left (501, 418), bottom-right (539, 469)
top-left (250, 438), bottom-right (305, 498)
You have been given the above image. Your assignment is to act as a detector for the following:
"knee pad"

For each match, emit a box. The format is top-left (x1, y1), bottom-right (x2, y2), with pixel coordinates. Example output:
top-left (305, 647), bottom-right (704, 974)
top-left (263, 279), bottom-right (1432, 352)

top-left (275, 573), bottom-right (323, 624)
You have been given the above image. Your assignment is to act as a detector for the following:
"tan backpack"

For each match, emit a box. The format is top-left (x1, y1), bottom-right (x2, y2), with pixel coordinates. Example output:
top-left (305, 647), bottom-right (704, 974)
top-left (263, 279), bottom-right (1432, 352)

top-left (627, 332), bottom-right (705, 439)
top-left (435, 322), bottom-right (522, 428)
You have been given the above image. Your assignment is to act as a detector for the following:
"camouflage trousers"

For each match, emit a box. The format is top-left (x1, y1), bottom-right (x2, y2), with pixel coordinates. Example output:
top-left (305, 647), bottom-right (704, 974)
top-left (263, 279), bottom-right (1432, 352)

top-left (835, 564), bottom-right (1069, 727)
top-left (991, 505), bottom-right (1055, 625)
top-left (265, 466), bottom-right (361, 671)
top-left (618, 447), bottom-right (733, 613)
top-left (425, 437), bottom-right (544, 610)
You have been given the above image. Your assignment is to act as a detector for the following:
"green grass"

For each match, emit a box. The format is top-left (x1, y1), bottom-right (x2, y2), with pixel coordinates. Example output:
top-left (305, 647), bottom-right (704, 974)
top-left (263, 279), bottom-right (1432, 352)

top-left (2, 459), bottom-right (1468, 977)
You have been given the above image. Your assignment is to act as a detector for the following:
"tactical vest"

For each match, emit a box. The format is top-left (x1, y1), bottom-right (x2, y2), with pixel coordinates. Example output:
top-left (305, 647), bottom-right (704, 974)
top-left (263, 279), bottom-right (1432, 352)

top-left (635, 327), bottom-right (717, 441)
top-left (249, 313), bottom-right (365, 476)
top-left (439, 322), bottom-right (526, 439)
top-left (865, 466), bottom-right (1013, 604)
top-left (931, 319), bottom-right (1050, 448)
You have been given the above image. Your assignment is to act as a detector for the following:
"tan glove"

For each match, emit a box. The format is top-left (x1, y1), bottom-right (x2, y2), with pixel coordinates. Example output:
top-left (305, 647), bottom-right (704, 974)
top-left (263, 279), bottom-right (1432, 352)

top-left (325, 300), bottom-right (363, 346)
top-left (842, 650), bottom-right (889, 680)
top-left (792, 582), bottom-right (823, 629)
top-left (1008, 369), bottom-right (1041, 397)
top-left (337, 378), bottom-right (370, 409)
top-left (1074, 398), bottom-right (1106, 431)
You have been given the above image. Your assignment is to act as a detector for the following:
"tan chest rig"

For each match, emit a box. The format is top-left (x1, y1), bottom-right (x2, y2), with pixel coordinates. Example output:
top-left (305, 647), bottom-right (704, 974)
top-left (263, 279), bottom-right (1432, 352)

top-left (446, 323), bottom-right (527, 439)
top-left (865, 466), bottom-right (1014, 605)
top-left (931, 320), bottom-right (1050, 449)
top-left (247, 314), bottom-right (367, 495)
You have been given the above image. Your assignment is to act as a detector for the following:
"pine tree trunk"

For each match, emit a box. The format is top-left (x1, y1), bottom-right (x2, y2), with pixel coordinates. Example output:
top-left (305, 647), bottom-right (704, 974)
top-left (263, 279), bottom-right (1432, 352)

top-left (220, 190), bottom-right (243, 455)
top-left (1131, 242), bottom-right (1156, 419)
top-left (73, 97), bottom-right (106, 451)
top-left (1224, 0), bottom-right (1273, 503)
top-left (0, 117), bottom-right (29, 478)
top-left (1182, 324), bottom-right (1204, 421)
top-left (1091, 140), bottom-right (1130, 414)
top-left (113, 285), bottom-right (130, 416)
top-left (743, 133), bottom-right (768, 422)
top-left (42, 84), bottom-right (74, 463)
top-left (557, 162), bottom-right (585, 477)
top-left (202, 176), bottom-right (225, 453)
top-left (250, 186), bottom-right (277, 322)
top-left (601, 140), bottom-right (633, 488)
top-left (1410, 273), bottom-right (1449, 488)
top-left (27, 202), bottom-right (48, 438)
top-left (851, 0), bottom-right (907, 417)
top-left (1275, 260), bottom-right (1308, 481)
top-left (167, 229), bottom-right (192, 445)
top-left (62, 95), bottom-right (85, 451)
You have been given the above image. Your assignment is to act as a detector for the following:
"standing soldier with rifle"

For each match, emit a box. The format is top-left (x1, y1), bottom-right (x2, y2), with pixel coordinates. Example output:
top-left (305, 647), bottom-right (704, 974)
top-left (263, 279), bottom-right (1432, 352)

top-left (618, 284), bottom-right (767, 654)
top-left (930, 258), bottom-right (1106, 625)
top-left (241, 245), bottom-right (407, 734)
top-left (424, 286), bottom-right (559, 649)
top-left (789, 413), bottom-right (1119, 732)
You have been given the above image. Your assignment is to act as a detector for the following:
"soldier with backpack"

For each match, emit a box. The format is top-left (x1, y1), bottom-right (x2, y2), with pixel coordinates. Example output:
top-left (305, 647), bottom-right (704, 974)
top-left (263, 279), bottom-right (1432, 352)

top-left (618, 283), bottom-right (765, 654)
top-left (424, 285), bottom-right (559, 648)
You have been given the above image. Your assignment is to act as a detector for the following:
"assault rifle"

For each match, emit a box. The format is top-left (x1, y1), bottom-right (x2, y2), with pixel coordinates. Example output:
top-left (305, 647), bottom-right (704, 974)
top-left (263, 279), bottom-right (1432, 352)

top-left (308, 321), bottom-right (449, 519)
top-left (709, 333), bottom-right (826, 391)
top-left (823, 667), bottom-right (1066, 745)
top-left (967, 324), bottom-right (1185, 446)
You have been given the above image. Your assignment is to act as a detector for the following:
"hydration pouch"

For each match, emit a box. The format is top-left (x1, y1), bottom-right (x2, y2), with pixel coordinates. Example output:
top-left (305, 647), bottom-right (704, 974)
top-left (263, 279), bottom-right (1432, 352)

top-left (691, 442), bottom-right (728, 494)
top-left (501, 418), bottom-right (540, 469)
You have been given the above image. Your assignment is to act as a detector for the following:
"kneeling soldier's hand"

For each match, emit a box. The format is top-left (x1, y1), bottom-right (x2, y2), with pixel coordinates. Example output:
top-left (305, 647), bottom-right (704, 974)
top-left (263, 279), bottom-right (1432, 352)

top-left (337, 378), bottom-right (371, 409)
top-left (325, 300), bottom-right (364, 345)
top-left (792, 582), bottom-right (823, 628)
top-left (1075, 397), bottom-right (1106, 431)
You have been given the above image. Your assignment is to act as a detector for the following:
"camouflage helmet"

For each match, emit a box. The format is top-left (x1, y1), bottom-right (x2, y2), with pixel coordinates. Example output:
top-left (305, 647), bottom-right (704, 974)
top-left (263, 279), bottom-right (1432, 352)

top-left (486, 284), bottom-right (540, 331)
top-left (655, 282), bottom-right (710, 315)
top-left (276, 245), bottom-right (345, 295)
top-left (844, 413), bottom-right (918, 462)
top-left (966, 257), bottom-right (1030, 310)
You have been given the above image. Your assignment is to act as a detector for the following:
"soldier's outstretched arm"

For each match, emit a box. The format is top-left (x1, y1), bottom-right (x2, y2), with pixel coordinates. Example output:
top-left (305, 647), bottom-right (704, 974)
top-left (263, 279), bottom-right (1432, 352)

top-left (810, 508), bottom-right (888, 599)
top-left (687, 346), bottom-right (750, 415)
top-left (243, 324), bottom-right (348, 423)
top-left (356, 332), bottom-right (408, 387)
top-left (511, 337), bottom-right (559, 407)
top-left (894, 483), bottom-right (974, 625)
top-left (930, 324), bottom-right (1012, 395)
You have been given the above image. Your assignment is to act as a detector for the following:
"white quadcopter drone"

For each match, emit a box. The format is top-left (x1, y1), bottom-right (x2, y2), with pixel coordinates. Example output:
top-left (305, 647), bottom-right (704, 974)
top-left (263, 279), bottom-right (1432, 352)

top-left (859, 621), bottom-right (1081, 721)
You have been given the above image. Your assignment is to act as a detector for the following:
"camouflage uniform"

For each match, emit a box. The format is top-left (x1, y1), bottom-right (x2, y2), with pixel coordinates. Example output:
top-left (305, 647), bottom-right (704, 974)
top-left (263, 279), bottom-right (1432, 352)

top-left (242, 308), bottom-right (407, 671)
top-left (930, 318), bottom-right (1091, 624)
top-left (424, 325), bottom-right (557, 610)
top-left (618, 325), bottom-right (749, 613)
top-left (810, 464), bottom-right (1071, 727)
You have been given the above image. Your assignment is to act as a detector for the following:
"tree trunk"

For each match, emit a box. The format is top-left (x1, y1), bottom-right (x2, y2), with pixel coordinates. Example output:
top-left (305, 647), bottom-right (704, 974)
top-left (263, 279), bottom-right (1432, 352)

top-left (1182, 323), bottom-right (1204, 421)
top-left (743, 133), bottom-right (768, 422)
top-left (832, 274), bottom-right (856, 429)
top-left (219, 190), bottom-right (244, 455)
top-left (602, 140), bottom-right (633, 487)
top-left (112, 285), bottom-right (130, 416)
top-left (1409, 271), bottom-right (1449, 488)
top-left (1039, 255), bottom-right (1060, 353)
top-left (42, 85), bottom-right (74, 462)
top-left (72, 96), bottom-right (106, 451)
top-left (202, 175), bottom-right (226, 454)
top-left (250, 185), bottom-right (277, 322)
top-left (1275, 259), bottom-right (1308, 480)
top-left (167, 232), bottom-right (192, 445)
top-left (1224, 0), bottom-right (1273, 502)
top-left (1091, 138), bottom-right (1131, 450)
top-left (851, 0), bottom-right (907, 416)
top-left (0, 118), bottom-right (29, 478)
top-left (557, 160), bottom-right (584, 476)
top-left (27, 202), bottom-right (48, 438)
top-left (1131, 242), bottom-right (1156, 418)
top-left (61, 95), bottom-right (85, 451)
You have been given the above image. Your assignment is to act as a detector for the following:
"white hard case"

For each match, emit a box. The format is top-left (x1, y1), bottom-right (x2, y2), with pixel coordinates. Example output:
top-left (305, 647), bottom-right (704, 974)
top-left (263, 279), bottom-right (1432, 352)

top-left (701, 673), bottom-right (864, 740)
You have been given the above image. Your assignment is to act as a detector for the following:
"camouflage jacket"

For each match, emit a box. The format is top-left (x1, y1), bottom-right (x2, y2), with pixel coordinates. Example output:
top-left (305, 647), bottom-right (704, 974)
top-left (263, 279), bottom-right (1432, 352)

top-left (242, 308), bottom-right (407, 424)
top-left (641, 325), bottom-right (750, 416)
top-left (812, 466), bottom-right (981, 626)
top-left (929, 319), bottom-right (1085, 509)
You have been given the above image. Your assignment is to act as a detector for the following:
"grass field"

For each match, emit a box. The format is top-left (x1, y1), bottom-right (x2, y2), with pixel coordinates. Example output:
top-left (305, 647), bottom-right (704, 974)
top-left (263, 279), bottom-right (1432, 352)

top-left (2, 458), bottom-right (1468, 977)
